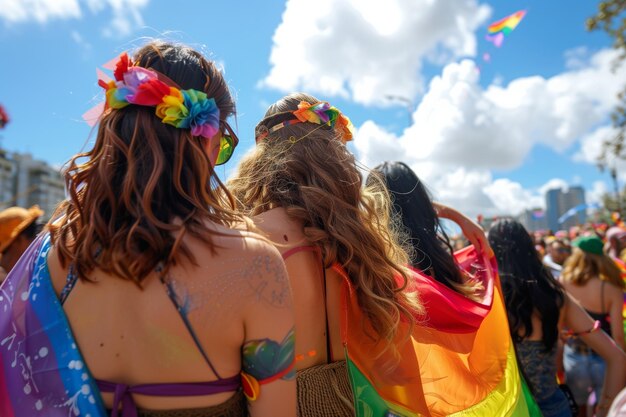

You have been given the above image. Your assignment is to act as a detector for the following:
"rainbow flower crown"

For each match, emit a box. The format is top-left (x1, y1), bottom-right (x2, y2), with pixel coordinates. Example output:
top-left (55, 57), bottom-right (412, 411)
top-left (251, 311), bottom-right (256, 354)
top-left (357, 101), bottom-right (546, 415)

top-left (255, 101), bottom-right (354, 143)
top-left (98, 53), bottom-right (220, 139)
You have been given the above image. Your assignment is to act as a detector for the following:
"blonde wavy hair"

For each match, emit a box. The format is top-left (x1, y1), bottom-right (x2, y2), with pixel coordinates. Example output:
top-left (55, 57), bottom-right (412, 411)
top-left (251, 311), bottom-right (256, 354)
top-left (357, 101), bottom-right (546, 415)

top-left (228, 92), bottom-right (423, 350)
top-left (49, 41), bottom-right (247, 284)
top-left (562, 247), bottom-right (625, 289)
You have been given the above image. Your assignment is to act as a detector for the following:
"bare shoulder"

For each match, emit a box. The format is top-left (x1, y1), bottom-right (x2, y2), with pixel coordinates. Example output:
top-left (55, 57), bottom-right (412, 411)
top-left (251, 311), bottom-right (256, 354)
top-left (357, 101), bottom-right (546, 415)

top-left (604, 280), bottom-right (625, 293)
top-left (251, 208), bottom-right (307, 247)
top-left (181, 224), bottom-right (291, 311)
top-left (605, 280), bottom-right (626, 303)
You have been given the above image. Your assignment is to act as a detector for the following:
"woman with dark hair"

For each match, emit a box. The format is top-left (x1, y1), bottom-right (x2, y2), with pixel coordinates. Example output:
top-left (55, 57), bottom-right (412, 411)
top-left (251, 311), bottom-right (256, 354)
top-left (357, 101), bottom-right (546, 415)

top-left (0, 42), bottom-right (296, 417)
top-left (368, 161), bottom-right (484, 299)
top-left (489, 219), bottom-right (626, 417)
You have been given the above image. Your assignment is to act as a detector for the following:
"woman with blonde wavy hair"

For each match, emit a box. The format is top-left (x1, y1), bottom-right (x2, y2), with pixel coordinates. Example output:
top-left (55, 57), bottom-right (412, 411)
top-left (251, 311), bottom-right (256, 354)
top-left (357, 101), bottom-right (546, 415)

top-left (0, 41), bottom-right (296, 417)
top-left (229, 92), bottom-right (420, 416)
top-left (561, 236), bottom-right (626, 417)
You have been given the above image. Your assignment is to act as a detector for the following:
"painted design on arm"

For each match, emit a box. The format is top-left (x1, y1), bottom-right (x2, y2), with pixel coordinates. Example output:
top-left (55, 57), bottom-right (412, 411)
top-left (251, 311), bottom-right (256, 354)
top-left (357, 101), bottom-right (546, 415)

top-left (241, 327), bottom-right (295, 401)
top-left (245, 255), bottom-right (292, 309)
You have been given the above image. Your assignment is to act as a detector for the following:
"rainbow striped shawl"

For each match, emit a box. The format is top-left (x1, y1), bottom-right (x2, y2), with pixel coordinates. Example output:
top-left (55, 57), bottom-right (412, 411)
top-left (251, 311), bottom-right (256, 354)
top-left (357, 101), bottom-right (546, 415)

top-left (336, 246), bottom-right (542, 417)
top-left (0, 234), bottom-right (107, 416)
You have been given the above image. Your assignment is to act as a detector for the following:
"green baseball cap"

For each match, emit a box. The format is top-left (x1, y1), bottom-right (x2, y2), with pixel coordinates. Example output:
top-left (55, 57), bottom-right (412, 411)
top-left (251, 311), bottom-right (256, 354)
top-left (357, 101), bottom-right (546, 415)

top-left (572, 235), bottom-right (604, 256)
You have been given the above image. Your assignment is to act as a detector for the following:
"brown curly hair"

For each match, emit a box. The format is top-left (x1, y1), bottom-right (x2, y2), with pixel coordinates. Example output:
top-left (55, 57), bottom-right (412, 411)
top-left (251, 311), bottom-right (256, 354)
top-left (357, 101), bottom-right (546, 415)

top-left (562, 247), bottom-right (625, 289)
top-left (228, 92), bottom-right (422, 349)
top-left (49, 41), bottom-right (245, 284)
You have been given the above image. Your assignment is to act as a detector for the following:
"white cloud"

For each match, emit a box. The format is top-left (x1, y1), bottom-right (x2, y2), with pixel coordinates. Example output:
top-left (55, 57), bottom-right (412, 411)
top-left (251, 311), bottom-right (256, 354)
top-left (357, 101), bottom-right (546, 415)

top-left (0, 0), bottom-right (81, 23)
top-left (100, 0), bottom-right (148, 38)
top-left (262, 0), bottom-right (491, 105)
top-left (575, 125), bottom-right (626, 180)
top-left (564, 46), bottom-right (591, 70)
top-left (353, 48), bottom-right (626, 216)
top-left (71, 30), bottom-right (92, 53)
top-left (587, 180), bottom-right (609, 205)
top-left (483, 178), bottom-right (544, 215)
top-left (0, 0), bottom-right (149, 37)
top-left (539, 179), bottom-right (570, 196)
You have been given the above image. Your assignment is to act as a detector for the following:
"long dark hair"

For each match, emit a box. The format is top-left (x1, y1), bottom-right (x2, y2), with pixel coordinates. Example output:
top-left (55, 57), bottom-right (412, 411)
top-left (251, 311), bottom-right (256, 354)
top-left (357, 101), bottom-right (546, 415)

top-left (368, 162), bottom-right (476, 297)
top-left (488, 219), bottom-right (565, 351)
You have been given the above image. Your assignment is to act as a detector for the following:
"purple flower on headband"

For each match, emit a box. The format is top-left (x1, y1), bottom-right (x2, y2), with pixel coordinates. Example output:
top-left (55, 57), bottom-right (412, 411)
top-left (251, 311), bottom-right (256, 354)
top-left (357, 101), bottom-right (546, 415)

top-left (312, 102), bottom-right (331, 123)
top-left (180, 90), bottom-right (220, 138)
top-left (123, 67), bottom-right (157, 89)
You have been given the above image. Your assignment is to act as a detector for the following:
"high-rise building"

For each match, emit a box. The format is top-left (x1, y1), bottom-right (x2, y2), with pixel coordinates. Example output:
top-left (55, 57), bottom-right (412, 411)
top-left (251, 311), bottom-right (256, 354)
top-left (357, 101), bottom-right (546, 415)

top-left (519, 208), bottom-right (548, 232)
top-left (0, 150), bottom-right (16, 206)
top-left (545, 186), bottom-right (586, 231)
top-left (0, 151), bottom-right (65, 221)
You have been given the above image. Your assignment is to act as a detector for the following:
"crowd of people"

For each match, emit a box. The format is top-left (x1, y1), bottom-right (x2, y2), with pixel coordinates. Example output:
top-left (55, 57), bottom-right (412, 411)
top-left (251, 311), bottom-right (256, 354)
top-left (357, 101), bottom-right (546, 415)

top-left (0, 41), bottom-right (625, 417)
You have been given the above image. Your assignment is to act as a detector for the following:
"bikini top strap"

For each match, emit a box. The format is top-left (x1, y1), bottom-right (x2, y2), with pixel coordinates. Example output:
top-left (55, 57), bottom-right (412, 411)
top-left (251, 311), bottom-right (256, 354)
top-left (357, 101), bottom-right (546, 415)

top-left (281, 245), bottom-right (319, 260)
top-left (600, 279), bottom-right (606, 314)
top-left (322, 265), bottom-right (333, 362)
top-left (281, 245), bottom-right (334, 363)
top-left (97, 375), bottom-right (241, 417)
top-left (157, 264), bottom-right (224, 380)
top-left (59, 263), bottom-right (79, 305)
top-left (59, 247), bottom-right (102, 305)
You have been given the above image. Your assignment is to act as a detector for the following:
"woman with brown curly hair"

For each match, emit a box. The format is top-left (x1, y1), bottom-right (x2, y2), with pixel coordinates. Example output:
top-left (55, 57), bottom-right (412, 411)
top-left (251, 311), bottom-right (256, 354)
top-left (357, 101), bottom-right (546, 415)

top-left (561, 236), bottom-right (626, 416)
top-left (229, 93), bottom-right (422, 416)
top-left (0, 41), bottom-right (295, 417)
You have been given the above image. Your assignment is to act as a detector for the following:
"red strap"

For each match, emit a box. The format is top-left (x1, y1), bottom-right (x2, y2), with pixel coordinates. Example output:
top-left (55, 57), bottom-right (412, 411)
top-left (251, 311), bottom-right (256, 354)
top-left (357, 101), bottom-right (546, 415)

top-left (281, 245), bottom-right (318, 260)
top-left (281, 245), bottom-right (338, 362)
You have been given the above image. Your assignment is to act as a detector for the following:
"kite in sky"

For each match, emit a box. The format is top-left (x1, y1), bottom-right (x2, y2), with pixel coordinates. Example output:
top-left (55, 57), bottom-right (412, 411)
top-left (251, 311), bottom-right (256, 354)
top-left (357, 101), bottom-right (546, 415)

top-left (486, 10), bottom-right (527, 47)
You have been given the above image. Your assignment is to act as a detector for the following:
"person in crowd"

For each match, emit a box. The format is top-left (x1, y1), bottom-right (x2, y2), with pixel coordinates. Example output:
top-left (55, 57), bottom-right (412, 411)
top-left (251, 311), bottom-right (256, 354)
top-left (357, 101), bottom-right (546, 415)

top-left (367, 161), bottom-right (484, 300)
top-left (0, 41), bottom-right (296, 417)
top-left (544, 237), bottom-right (572, 279)
top-left (489, 219), bottom-right (626, 417)
top-left (0, 205), bottom-right (43, 282)
top-left (229, 93), bottom-right (421, 416)
top-left (606, 227), bottom-right (626, 261)
top-left (561, 235), bottom-right (626, 416)
top-left (608, 387), bottom-right (626, 417)
top-left (534, 232), bottom-right (547, 259)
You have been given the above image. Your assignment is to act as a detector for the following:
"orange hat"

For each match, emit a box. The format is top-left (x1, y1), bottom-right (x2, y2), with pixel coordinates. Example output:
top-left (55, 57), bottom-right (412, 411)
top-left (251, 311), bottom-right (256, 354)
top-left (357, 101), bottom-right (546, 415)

top-left (0, 205), bottom-right (44, 253)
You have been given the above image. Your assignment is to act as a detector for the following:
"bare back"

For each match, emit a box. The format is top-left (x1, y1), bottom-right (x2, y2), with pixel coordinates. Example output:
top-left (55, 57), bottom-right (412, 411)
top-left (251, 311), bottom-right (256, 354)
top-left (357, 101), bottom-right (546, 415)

top-left (253, 208), bottom-right (345, 371)
top-left (47, 221), bottom-right (296, 414)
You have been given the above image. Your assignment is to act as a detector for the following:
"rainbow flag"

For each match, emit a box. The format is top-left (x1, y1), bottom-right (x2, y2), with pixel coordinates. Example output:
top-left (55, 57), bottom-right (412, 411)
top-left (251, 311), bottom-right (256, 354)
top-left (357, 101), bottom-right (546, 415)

top-left (488, 10), bottom-right (527, 35)
top-left (336, 245), bottom-right (541, 416)
top-left (0, 235), bottom-right (107, 416)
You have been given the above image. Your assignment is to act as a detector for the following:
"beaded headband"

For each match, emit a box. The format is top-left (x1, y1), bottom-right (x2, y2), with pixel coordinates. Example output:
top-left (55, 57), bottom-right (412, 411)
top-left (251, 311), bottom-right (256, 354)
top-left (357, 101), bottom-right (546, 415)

top-left (255, 101), bottom-right (354, 143)
top-left (97, 53), bottom-right (220, 139)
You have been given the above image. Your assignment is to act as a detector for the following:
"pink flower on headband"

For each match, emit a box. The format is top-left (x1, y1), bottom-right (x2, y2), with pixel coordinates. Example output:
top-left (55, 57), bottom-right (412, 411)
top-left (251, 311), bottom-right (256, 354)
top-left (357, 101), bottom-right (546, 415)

top-left (123, 67), bottom-right (157, 89)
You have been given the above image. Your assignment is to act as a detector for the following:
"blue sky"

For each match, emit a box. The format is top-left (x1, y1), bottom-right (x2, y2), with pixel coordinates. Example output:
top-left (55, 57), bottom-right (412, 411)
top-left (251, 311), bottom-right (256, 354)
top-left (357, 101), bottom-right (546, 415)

top-left (0, 0), bottom-right (623, 217)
